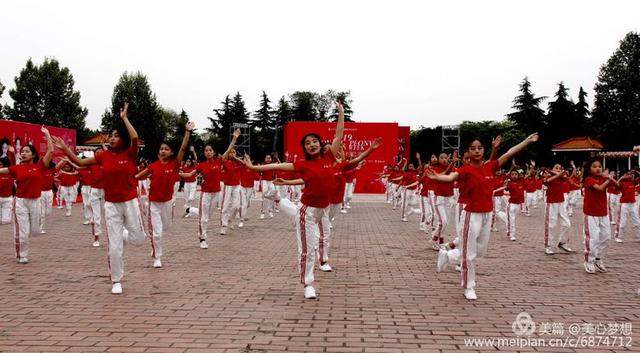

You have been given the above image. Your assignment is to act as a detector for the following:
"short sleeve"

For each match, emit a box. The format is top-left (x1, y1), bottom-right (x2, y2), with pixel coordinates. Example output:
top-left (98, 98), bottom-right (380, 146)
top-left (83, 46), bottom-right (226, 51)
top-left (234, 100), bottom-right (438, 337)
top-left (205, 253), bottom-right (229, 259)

top-left (487, 159), bottom-right (499, 173)
top-left (585, 177), bottom-right (597, 188)
top-left (127, 138), bottom-right (139, 159)
top-left (7, 165), bottom-right (17, 178)
top-left (94, 150), bottom-right (104, 165)
top-left (293, 160), bottom-right (305, 173)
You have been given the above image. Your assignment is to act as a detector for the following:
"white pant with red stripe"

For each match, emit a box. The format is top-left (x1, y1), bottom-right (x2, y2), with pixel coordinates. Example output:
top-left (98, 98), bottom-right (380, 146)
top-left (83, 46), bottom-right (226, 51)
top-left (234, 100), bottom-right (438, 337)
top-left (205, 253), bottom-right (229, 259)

top-left (261, 180), bottom-right (275, 214)
top-left (431, 195), bottom-right (452, 243)
top-left (0, 196), bottom-right (13, 224)
top-left (454, 203), bottom-right (466, 241)
top-left (279, 197), bottom-right (299, 218)
top-left (104, 198), bottom-right (147, 283)
top-left (81, 185), bottom-right (92, 222)
top-left (343, 182), bottom-right (355, 205)
top-left (295, 205), bottom-right (329, 286)
top-left (240, 187), bottom-right (253, 220)
top-left (419, 195), bottom-right (433, 229)
top-left (183, 181), bottom-right (197, 209)
top-left (544, 202), bottom-right (571, 248)
top-left (148, 200), bottom-right (173, 260)
top-left (39, 190), bottom-right (53, 232)
top-left (89, 188), bottom-right (105, 236)
top-left (221, 185), bottom-right (241, 227)
top-left (328, 203), bottom-right (341, 223)
top-left (13, 197), bottom-right (41, 259)
top-left (459, 212), bottom-right (492, 290)
top-left (615, 202), bottom-right (640, 239)
top-left (525, 192), bottom-right (536, 214)
top-left (276, 185), bottom-right (290, 201)
top-left (198, 191), bottom-right (222, 240)
top-left (499, 203), bottom-right (520, 239)
top-left (608, 194), bottom-right (621, 223)
top-left (583, 215), bottom-right (611, 263)
top-left (401, 188), bottom-right (420, 220)
top-left (59, 185), bottom-right (77, 212)
top-left (291, 185), bottom-right (302, 202)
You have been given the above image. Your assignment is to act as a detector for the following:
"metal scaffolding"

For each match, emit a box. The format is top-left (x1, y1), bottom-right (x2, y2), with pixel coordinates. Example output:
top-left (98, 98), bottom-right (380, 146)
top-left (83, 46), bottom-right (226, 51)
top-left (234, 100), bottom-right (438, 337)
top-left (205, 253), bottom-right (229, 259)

top-left (231, 123), bottom-right (251, 157)
top-left (441, 124), bottom-right (460, 154)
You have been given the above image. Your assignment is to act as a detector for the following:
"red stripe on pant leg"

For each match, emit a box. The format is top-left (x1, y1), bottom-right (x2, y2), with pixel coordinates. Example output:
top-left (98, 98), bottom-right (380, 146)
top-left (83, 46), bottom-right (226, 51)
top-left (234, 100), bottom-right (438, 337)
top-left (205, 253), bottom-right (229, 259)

top-left (507, 205), bottom-right (511, 238)
top-left (420, 197), bottom-right (425, 223)
top-left (402, 189), bottom-right (406, 218)
top-left (583, 216), bottom-right (591, 262)
top-left (461, 212), bottom-right (471, 288)
top-left (220, 188), bottom-right (226, 226)
top-left (198, 192), bottom-right (204, 239)
top-left (13, 198), bottom-right (20, 258)
top-left (616, 204), bottom-right (622, 236)
top-left (148, 202), bottom-right (156, 259)
top-left (434, 196), bottom-right (443, 241)
top-left (544, 203), bottom-right (550, 247)
top-left (318, 217), bottom-right (324, 264)
top-left (299, 205), bottom-right (308, 285)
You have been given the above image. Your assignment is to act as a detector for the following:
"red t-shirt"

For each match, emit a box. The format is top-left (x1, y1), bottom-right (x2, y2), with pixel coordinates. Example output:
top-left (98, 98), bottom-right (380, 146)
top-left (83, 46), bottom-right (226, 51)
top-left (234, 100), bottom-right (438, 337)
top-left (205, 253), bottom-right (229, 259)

top-left (261, 167), bottom-right (276, 181)
top-left (432, 165), bottom-right (454, 196)
top-left (59, 173), bottom-right (78, 187)
top-left (240, 168), bottom-right (256, 187)
top-left (222, 159), bottom-right (242, 186)
top-left (344, 168), bottom-right (357, 183)
top-left (41, 168), bottom-right (55, 191)
top-left (493, 175), bottom-right (505, 197)
top-left (78, 169), bottom-right (92, 186)
top-left (182, 165), bottom-right (197, 183)
top-left (8, 160), bottom-right (45, 199)
top-left (0, 174), bottom-right (13, 197)
top-left (544, 178), bottom-right (565, 203)
top-left (619, 179), bottom-right (636, 204)
top-left (506, 180), bottom-right (525, 204)
top-left (607, 184), bottom-right (621, 195)
top-left (148, 160), bottom-right (180, 202)
top-left (419, 175), bottom-right (430, 196)
top-left (583, 176), bottom-right (608, 216)
top-left (330, 161), bottom-right (353, 204)
top-left (94, 140), bottom-right (139, 203)
top-left (560, 179), bottom-right (570, 194)
top-left (569, 176), bottom-right (581, 191)
top-left (457, 160), bottom-right (499, 213)
top-left (89, 164), bottom-right (104, 189)
top-left (457, 168), bottom-right (469, 205)
top-left (402, 170), bottom-right (418, 190)
top-left (294, 154), bottom-right (336, 208)
top-left (523, 177), bottom-right (537, 193)
top-left (196, 158), bottom-right (223, 193)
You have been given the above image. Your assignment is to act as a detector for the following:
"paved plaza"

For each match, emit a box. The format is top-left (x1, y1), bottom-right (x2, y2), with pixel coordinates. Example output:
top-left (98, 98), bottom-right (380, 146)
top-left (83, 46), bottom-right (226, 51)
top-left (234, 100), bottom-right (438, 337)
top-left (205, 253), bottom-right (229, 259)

top-left (0, 194), bottom-right (638, 352)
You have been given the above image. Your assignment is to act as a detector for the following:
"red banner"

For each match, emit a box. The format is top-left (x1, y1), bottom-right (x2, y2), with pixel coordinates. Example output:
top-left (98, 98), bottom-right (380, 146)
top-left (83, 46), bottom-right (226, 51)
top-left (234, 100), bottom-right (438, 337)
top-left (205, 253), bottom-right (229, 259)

top-left (0, 120), bottom-right (76, 162)
top-left (398, 126), bottom-right (411, 161)
top-left (284, 122), bottom-right (400, 193)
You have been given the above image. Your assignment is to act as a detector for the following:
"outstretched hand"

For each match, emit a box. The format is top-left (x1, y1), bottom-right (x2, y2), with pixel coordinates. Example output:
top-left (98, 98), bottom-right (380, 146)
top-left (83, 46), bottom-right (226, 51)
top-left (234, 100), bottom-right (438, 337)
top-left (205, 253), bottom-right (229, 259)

top-left (51, 136), bottom-right (68, 150)
top-left (243, 155), bottom-right (253, 167)
top-left (41, 126), bottom-right (50, 136)
top-left (526, 133), bottom-right (539, 143)
top-left (232, 128), bottom-right (241, 139)
top-left (273, 178), bottom-right (285, 185)
top-left (336, 101), bottom-right (344, 115)
top-left (119, 102), bottom-right (129, 120)
top-left (371, 137), bottom-right (383, 149)
top-left (492, 135), bottom-right (502, 149)
top-left (186, 121), bottom-right (195, 131)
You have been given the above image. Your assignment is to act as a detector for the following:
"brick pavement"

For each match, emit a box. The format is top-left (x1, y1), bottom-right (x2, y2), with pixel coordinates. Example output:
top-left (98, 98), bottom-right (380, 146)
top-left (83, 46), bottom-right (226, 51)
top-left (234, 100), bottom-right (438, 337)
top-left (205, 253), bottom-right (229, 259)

top-left (0, 193), bottom-right (638, 352)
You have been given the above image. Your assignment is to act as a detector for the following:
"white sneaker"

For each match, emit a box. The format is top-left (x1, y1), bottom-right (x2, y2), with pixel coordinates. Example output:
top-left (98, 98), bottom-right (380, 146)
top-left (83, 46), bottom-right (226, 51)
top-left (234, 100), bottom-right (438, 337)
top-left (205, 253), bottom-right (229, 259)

top-left (200, 240), bottom-right (208, 249)
top-left (584, 261), bottom-right (596, 274)
top-left (269, 212), bottom-right (274, 218)
top-left (510, 236), bottom-right (516, 241)
top-left (594, 259), bottom-right (607, 272)
top-left (419, 223), bottom-right (426, 231)
top-left (57, 205), bottom-right (63, 209)
top-left (304, 286), bottom-right (317, 299)
top-left (264, 189), bottom-right (281, 202)
top-left (464, 288), bottom-right (477, 300)
top-left (40, 230), bottom-right (46, 234)
top-left (229, 224), bottom-right (235, 230)
top-left (238, 221), bottom-right (244, 228)
top-left (340, 209), bottom-right (347, 214)
top-left (614, 237), bottom-right (623, 243)
top-left (92, 241), bottom-right (100, 247)
top-left (346, 205), bottom-right (352, 209)
top-left (545, 247), bottom-right (555, 255)
top-left (83, 220), bottom-right (91, 225)
top-left (123, 229), bottom-right (129, 242)
top-left (431, 241), bottom-right (441, 251)
top-left (401, 217), bottom-right (408, 222)
top-left (260, 213), bottom-right (265, 220)
top-left (18, 257), bottom-right (28, 264)
top-left (436, 249), bottom-right (449, 273)
top-left (455, 264), bottom-right (461, 272)
top-left (153, 259), bottom-right (162, 268)
top-left (491, 228), bottom-right (498, 232)
top-left (65, 211), bottom-right (71, 217)
top-left (111, 282), bottom-right (122, 294)
top-left (558, 243), bottom-right (573, 252)
top-left (611, 221), bottom-right (617, 225)
top-left (220, 227), bottom-right (227, 235)
top-left (319, 263), bottom-right (332, 272)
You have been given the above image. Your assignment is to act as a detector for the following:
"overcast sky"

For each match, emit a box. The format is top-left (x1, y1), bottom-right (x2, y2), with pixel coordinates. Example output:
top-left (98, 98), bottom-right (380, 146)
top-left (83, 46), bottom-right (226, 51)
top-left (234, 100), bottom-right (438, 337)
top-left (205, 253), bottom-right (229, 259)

top-left (1, 0), bottom-right (639, 131)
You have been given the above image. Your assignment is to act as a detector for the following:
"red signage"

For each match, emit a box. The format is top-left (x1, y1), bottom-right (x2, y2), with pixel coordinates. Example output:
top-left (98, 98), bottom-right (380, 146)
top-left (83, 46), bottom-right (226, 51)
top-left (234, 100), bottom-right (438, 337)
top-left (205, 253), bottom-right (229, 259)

top-left (284, 122), bottom-right (400, 193)
top-left (398, 126), bottom-right (411, 161)
top-left (0, 120), bottom-right (76, 161)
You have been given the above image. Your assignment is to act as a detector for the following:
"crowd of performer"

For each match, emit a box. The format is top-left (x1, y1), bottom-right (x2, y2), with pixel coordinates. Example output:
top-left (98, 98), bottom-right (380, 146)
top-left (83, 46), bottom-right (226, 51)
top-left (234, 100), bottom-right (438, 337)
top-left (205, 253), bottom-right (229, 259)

top-left (1, 102), bottom-right (639, 300)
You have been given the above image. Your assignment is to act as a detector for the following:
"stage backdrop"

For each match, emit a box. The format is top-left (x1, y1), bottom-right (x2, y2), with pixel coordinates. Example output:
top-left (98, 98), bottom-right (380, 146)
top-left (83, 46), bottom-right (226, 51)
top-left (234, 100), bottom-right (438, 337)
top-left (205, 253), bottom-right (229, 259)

top-left (398, 126), bottom-right (411, 161)
top-left (0, 120), bottom-right (76, 160)
top-left (284, 122), bottom-right (399, 193)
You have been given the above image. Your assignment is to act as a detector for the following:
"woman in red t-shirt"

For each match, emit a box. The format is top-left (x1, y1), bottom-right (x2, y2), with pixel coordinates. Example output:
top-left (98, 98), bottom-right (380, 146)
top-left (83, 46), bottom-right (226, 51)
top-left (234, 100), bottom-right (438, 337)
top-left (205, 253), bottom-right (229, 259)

top-left (0, 157), bottom-right (15, 225)
top-left (54, 103), bottom-right (147, 295)
top-left (426, 133), bottom-right (538, 300)
top-left (243, 101), bottom-right (346, 300)
top-left (614, 171), bottom-right (640, 242)
top-left (219, 129), bottom-right (244, 235)
top-left (542, 165), bottom-right (572, 255)
top-left (180, 152), bottom-right (198, 214)
top-left (58, 163), bottom-right (79, 217)
top-left (135, 122), bottom-right (193, 269)
top-left (494, 170), bottom-right (525, 241)
top-left (0, 126), bottom-right (54, 263)
top-left (606, 170), bottom-right (621, 226)
top-left (260, 154), bottom-right (277, 219)
top-left (582, 159), bottom-right (615, 274)
top-left (400, 163), bottom-right (420, 223)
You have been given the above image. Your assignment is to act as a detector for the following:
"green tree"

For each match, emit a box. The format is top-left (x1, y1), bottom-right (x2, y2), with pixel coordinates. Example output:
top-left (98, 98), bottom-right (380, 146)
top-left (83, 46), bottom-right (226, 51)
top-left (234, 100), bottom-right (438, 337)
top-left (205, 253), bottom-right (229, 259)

top-left (0, 80), bottom-right (5, 119)
top-left (5, 58), bottom-right (89, 139)
top-left (100, 72), bottom-right (164, 159)
top-left (546, 82), bottom-right (576, 144)
top-left (272, 96), bottom-right (292, 157)
top-left (207, 95), bottom-right (233, 152)
top-left (230, 92), bottom-right (250, 124)
top-left (574, 86), bottom-right (591, 135)
top-left (592, 32), bottom-right (640, 150)
top-left (251, 91), bottom-right (275, 158)
top-left (506, 77), bottom-right (547, 134)
top-left (290, 91), bottom-right (318, 121)
top-left (330, 91), bottom-right (354, 122)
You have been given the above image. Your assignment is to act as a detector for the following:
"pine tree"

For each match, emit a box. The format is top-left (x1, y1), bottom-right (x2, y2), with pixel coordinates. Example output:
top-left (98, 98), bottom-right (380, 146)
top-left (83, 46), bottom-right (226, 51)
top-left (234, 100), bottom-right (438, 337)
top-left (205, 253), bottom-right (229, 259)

top-left (6, 58), bottom-right (88, 138)
top-left (207, 95), bottom-right (233, 151)
top-left (592, 32), bottom-right (640, 150)
top-left (546, 82), bottom-right (576, 144)
top-left (574, 87), bottom-right (591, 135)
top-left (251, 91), bottom-right (275, 157)
top-left (330, 91), bottom-right (354, 122)
top-left (100, 71), bottom-right (164, 159)
top-left (230, 92), bottom-right (250, 125)
top-left (272, 96), bottom-right (292, 156)
top-left (290, 91), bottom-right (318, 121)
top-left (506, 77), bottom-right (547, 134)
top-left (0, 80), bottom-right (5, 119)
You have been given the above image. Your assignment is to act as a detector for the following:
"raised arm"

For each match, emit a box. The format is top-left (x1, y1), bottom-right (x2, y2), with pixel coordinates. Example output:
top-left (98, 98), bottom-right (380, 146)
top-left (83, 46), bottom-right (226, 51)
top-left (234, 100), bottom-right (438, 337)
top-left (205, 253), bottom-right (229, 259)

top-left (329, 101), bottom-right (345, 157)
top-left (41, 126), bottom-right (54, 167)
top-left (222, 129), bottom-right (240, 159)
top-left (424, 167), bottom-right (460, 182)
top-left (497, 133), bottom-right (538, 167)
top-left (179, 169), bottom-right (198, 178)
top-left (347, 137), bottom-right (382, 167)
top-left (135, 167), bottom-right (151, 180)
top-left (415, 152), bottom-right (422, 169)
top-left (120, 103), bottom-right (140, 160)
top-left (488, 135), bottom-right (502, 161)
top-left (274, 177), bottom-right (305, 186)
top-left (243, 155), bottom-right (294, 172)
top-left (176, 122), bottom-right (195, 163)
top-left (52, 136), bottom-right (96, 166)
